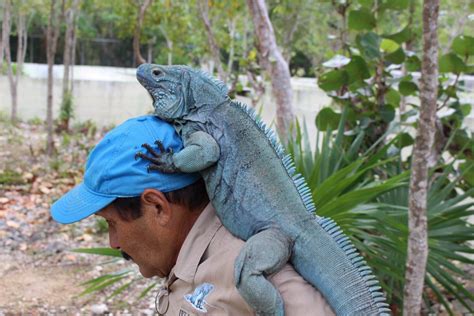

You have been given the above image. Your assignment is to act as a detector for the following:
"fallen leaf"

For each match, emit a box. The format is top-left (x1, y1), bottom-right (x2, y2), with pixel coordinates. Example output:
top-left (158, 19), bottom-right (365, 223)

top-left (6, 220), bottom-right (20, 228)
top-left (39, 186), bottom-right (51, 194)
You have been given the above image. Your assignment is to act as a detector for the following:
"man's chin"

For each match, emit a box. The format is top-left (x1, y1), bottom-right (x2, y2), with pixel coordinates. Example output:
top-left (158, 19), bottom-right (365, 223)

top-left (138, 266), bottom-right (162, 278)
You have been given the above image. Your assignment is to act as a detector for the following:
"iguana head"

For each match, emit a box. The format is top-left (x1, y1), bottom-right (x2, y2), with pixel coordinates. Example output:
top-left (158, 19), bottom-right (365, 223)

top-left (136, 64), bottom-right (229, 121)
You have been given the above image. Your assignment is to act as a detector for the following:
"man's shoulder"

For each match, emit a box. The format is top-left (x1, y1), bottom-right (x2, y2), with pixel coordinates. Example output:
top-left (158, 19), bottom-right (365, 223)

top-left (205, 222), bottom-right (245, 258)
top-left (176, 206), bottom-right (334, 315)
top-left (200, 223), bottom-right (335, 316)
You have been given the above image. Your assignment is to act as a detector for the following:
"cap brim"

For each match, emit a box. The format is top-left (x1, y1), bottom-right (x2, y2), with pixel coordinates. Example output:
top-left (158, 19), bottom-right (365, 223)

top-left (51, 183), bottom-right (115, 224)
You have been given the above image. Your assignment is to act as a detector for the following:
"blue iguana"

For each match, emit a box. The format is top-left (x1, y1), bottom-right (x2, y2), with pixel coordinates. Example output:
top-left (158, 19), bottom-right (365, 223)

top-left (135, 64), bottom-right (391, 316)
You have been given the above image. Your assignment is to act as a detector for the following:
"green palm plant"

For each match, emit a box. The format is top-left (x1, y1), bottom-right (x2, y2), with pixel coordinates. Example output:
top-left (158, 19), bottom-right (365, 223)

top-left (72, 247), bottom-right (158, 300)
top-left (357, 167), bottom-right (474, 314)
top-left (286, 112), bottom-right (474, 314)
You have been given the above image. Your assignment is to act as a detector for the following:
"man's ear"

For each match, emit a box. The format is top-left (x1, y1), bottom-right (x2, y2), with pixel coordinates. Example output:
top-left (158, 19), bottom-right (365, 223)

top-left (141, 189), bottom-right (172, 226)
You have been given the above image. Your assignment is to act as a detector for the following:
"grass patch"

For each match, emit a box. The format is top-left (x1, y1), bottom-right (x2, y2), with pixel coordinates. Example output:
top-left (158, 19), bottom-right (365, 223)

top-left (0, 169), bottom-right (25, 185)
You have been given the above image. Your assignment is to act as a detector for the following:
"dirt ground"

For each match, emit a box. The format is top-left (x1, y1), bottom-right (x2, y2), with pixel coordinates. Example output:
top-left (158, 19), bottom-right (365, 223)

top-left (0, 253), bottom-right (85, 313)
top-left (0, 120), bottom-right (160, 315)
top-left (0, 187), bottom-right (160, 315)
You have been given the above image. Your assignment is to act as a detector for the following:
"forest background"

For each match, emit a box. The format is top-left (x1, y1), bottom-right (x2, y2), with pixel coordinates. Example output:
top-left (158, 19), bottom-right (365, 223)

top-left (0, 0), bottom-right (473, 315)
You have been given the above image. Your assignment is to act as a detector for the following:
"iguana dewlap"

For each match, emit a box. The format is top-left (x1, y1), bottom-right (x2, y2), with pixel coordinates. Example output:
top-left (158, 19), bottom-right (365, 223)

top-left (135, 64), bottom-right (391, 316)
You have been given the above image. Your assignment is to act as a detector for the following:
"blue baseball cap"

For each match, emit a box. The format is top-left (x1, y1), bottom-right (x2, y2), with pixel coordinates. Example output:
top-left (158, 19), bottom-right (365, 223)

top-left (51, 115), bottom-right (201, 224)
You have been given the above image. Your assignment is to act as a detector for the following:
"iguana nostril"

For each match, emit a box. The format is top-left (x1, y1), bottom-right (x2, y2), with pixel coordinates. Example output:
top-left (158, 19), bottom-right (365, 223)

top-left (152, 69), bottom-right (162, 76)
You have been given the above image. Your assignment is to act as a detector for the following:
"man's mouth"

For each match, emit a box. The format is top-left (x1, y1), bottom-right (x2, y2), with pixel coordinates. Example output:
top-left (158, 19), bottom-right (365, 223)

top-left (121, 250), bottom-right (133, 261)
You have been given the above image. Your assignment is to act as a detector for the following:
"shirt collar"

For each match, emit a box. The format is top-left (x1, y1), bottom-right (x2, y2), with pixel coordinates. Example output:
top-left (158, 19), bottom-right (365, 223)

top-left (169, 203), bottom-right (222, 283)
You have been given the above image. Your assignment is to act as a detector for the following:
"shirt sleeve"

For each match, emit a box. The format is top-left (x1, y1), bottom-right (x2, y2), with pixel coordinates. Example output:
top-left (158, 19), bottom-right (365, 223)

top-left (269, 264), bottom-right (336, 316)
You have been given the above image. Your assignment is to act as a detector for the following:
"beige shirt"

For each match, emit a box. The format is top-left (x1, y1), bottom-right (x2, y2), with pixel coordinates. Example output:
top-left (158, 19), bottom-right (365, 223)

top-left (156, 203), bottom-right (335, 316)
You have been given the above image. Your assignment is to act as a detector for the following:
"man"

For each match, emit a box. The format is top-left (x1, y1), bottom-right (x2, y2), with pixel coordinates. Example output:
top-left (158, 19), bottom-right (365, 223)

top-left (51, 115), bottom-right (334, 315)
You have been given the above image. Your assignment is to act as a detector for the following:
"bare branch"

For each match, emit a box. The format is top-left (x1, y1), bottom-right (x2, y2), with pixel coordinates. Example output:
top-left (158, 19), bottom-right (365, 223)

top-left (197, 0), bottom-right (227, 82)
top-left (133, 0), bottom-right (153, 66)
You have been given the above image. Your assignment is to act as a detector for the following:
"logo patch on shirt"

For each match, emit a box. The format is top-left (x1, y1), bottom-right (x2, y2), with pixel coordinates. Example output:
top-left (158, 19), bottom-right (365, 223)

top-left (184, 283), bottom-right (214, 313)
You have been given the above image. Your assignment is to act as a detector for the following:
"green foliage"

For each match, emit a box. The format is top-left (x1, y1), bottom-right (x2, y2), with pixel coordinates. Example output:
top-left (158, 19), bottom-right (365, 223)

top-left (59, 91), bottom-right (75, 130)
top-left (451, 35), bottom-right (474, 57)
top-left (0, 168), bottom-right (25, 185)
top-left (314, 4), bottom-right (474, 312)
top-left (27, 116), bottom-right (44, 125)
top-left (72, 247), bottom-right (157, 299)
top-left (0, 111), bottom-right (10, 123)
top-left (361, 168), bottom-right (474, 312)
top-left (94, 218), bottom-right (109, 234)
top-left (72, 247), bottom-right (123, 257)
top-left (439, 53), bottom-right (467, 74)
top-left (287, 117), bottom-right (474, 314)
top-left (317, 0), bottom-right (474, 160)
top-left (348, 8), bottom-right (376, 31)
top-left (1, 62), bottom-right (18, 75)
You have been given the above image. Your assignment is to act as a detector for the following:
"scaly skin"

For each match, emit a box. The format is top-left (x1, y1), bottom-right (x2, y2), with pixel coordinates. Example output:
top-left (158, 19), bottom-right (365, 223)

top-left (136, 64), bottom-right (391, 316)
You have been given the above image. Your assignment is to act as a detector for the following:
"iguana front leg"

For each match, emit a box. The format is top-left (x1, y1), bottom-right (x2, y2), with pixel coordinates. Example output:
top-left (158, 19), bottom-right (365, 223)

top-left (137, 131), bottom-right (220, 174)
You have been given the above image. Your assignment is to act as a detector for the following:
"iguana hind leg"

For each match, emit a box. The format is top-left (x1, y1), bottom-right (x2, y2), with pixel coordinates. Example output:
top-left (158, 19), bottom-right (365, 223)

top-left (234, 228), bottom-right (292, 316)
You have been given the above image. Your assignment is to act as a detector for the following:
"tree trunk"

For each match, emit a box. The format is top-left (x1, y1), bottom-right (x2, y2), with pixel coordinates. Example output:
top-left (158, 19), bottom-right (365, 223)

top-left (147, 36), bottom-right (155, 63)
top-left (60, 0), bottom-right (79, 131)
top-left (71, 16), bottom-right (77, 90)
top-left (197, 0), bottom-right (226, 83)
top-left (46, 0), bottom-right (61, 156)
top-left (226, 17), bottom-right (236, 77)
top-left (167, 39), bottom-right (172, 65)
top-left (2, 0), bottom-right (14, 121)
top-left (4, 1), bottom-right (27, 123)
top-left (246, 0), bottom-right (294, 138)
top-left (281, 11), bottom-right (301, 63)
top-left (403, 0), bottom-right (439, 315)
top-left (133, 0), bottom-right (153, 66)
top-left (0, 0), bottom-right (12, 65)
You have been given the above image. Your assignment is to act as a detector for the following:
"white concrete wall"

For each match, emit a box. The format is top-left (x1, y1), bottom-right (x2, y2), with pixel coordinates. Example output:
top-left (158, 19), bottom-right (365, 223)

top-left (0, 63), bottom-right (472, 136)
top-left (0, 64), bottom-right (332, 140)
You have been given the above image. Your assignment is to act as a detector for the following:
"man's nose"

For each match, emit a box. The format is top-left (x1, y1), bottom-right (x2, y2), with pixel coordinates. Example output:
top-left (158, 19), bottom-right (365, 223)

top-left (108, 231), bottom-right (120, 249)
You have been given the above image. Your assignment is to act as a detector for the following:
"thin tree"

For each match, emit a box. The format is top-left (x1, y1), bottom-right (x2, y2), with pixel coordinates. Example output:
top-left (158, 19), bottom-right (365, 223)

top-left (246, 0), bottom-right (294, 138)
top-left (46, 0), bottom-right (61, 155)
top-left (403, 0), bottom-right (440, 314)
top-left (5, 6), bottom-right (28, 123)
top-left (133, 0), bottom-right (153, 66)
top-left (0, 0), bottom-right (12, 64)
top-left (60, 0), bottom-right (80, 131)
top-left (197, 0), bottom-right (226, 83)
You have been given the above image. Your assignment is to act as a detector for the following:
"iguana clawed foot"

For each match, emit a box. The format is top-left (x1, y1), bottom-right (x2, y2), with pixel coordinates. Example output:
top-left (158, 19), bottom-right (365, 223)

top-left (135, 140), bottom-right (178, 174)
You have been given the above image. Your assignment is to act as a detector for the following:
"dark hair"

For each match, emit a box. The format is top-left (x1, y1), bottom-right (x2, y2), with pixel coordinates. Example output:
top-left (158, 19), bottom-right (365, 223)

top-left (112, 177), bottom-right (209, 221)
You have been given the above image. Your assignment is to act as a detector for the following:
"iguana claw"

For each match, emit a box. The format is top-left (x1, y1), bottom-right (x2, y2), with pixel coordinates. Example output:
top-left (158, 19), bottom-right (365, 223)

top-left (155, 140), bottom-right (174, 154)
top-left (155, 140), bottom-right (166, 153)
top-left (141, 143), bottom-right (160, 157)
top-left (135, 151), bottom-right (145, 160)
top-left (135, 141), bottom-right (178, 174)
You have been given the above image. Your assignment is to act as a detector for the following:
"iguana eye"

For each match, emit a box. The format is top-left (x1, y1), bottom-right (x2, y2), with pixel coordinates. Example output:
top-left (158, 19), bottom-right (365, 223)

top-left (152, 69), bottom-right (162, 77)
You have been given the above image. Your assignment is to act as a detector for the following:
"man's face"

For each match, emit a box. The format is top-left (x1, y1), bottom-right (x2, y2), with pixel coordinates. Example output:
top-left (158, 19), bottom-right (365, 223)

top-left (96, 203), bottom-right (178, 278)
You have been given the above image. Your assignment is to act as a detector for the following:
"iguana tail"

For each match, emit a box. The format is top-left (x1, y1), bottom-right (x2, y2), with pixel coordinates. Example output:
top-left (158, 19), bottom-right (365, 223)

top-left (291, 217), bottom-right (391, 316)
